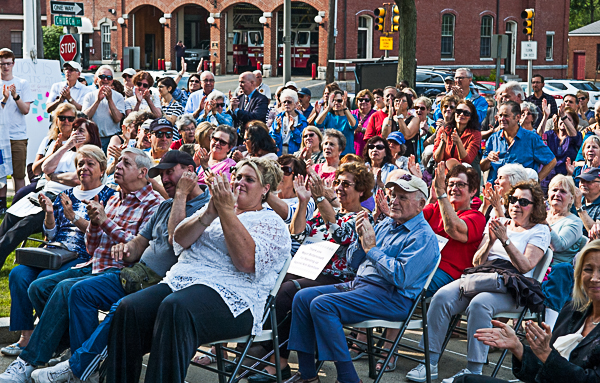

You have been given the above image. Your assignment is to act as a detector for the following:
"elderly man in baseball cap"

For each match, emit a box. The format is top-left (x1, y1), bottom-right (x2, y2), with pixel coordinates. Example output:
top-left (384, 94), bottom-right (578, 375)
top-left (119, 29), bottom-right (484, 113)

top-left (147, 118), bottom-right (175, 162)
top-left (287, 172), bottom-right (439, 383)
top-left (47, 61), bottom-right (92, 113)
top-left (574, 167), bottom-right (600, 235)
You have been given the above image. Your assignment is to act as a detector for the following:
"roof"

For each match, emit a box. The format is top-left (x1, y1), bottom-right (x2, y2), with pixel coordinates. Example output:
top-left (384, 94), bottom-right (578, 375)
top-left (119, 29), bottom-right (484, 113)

top-left (569, 20), bottom-right (600, 36)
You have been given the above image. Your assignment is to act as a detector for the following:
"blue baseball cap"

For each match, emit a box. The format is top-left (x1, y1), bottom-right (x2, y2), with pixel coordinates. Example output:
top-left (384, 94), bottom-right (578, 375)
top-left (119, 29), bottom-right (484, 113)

top-left (386, 131), bottom-right (406, 145)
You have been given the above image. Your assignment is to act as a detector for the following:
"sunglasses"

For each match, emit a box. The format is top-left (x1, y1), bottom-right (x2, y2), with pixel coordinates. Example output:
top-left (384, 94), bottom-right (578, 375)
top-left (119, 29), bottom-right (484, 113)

top-left (333, 98), bottom-right (344, 103)
top-left (282, 100), bottom-right (294, 105)
top-left (122, 74), bottom-right (132, 79)
top-left (214, 102), bottom-right (226, 108)
top-left (368, 144), bottom-right (386, 150)
top-left (298, 94), bottom-right (306, 98)
top-left (189, 79), bottom-right (200, 84)
top-left (136, 82), bottom-right (150, 88)
top-left (508, 195), bottom-right (533, 207)
top-left (578, 97), bottom-right (588, 101)
top-left (98, 75), bottom-right (113, 80)
top-left (416, 106), bottom-right (427, 111)
top-left (333, 179), bottom-right (356, 188)
top-left (77, 78), bottom-right (86, 83)
top-left (153, 132), bottom-right (173, 139)
top-left (443, 104), bottom-right (456, 110)
top-left (303, 132), bottom-right (316, 138)
top-left (455, 109), bottom-right (472, 117)
top-left (357, 98), bottom-right (371, 103)
top-left (57, 115), bottom-right (76, 122)
top-left (280, 165), bottom-right (293, 176)
top-left (211, 136), bottom-right (229, 147)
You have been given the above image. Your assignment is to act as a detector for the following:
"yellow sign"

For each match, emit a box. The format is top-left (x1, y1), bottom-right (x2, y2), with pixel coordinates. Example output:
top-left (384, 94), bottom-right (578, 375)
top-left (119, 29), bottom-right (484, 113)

top-left (380, 36), bottom-right (393, 51)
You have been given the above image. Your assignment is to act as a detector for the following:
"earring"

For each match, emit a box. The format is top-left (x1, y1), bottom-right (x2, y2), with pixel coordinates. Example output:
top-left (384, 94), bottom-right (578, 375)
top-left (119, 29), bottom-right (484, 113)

top-left (262, 193), bottom-right (266, 201)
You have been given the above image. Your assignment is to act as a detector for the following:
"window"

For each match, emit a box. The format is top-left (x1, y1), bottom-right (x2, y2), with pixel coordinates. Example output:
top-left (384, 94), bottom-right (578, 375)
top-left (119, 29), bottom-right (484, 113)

top-left (441, 14), bottom-right (455, 58)
top-left (101, 24), bottom-right (111, 60)
top-left (546, 32), bottom-right (554, 60)
top-left (480, 16), bottom-right (493, 58)
top-left (357, 16), bottom-right (372, 59)
top-left (10, 31), bottom-right (22, 57)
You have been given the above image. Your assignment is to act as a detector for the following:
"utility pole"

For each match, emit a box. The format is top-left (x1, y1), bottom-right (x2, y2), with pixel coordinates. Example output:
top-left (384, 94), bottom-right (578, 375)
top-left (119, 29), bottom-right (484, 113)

top-left (283, 0), bottom-right (291, 83)
top-left (23, 0), bottom-right (40, 61)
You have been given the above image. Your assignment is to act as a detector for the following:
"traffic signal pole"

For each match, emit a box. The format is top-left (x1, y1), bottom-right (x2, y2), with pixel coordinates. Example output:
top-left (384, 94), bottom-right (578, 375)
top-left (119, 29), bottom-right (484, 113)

top-left (521, 9), bottom-right (535, 96)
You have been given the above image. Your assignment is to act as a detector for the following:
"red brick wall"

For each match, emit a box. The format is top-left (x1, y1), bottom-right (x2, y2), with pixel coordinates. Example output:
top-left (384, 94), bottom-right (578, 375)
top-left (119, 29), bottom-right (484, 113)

top-left (568, 35), bottom-right (600, 80)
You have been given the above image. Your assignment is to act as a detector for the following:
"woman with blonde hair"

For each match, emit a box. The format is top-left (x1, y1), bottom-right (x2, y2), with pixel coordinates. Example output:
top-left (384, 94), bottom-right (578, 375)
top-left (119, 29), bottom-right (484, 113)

top-left (294, 126), bottom-right (325, 165)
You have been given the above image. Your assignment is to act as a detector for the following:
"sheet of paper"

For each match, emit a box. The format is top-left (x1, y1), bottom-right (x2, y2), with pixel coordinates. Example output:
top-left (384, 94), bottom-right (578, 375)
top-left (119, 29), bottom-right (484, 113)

top-left (436, 234), bottom-right (449, 252)
top-left (287, 238), bottom-right (340, 280)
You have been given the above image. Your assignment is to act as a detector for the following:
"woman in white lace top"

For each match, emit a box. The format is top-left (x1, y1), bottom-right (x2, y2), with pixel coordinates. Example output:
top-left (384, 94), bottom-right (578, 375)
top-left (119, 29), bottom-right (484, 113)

top-left (105, 157), bottom-right (292, 383)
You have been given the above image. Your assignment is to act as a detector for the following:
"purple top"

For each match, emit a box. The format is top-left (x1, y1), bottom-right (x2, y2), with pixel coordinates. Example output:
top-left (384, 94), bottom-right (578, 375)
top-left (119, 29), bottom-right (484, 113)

top-left (197, 158), bottom-right (237, 185)
top-left (541, 129), bottom-right (583, 188)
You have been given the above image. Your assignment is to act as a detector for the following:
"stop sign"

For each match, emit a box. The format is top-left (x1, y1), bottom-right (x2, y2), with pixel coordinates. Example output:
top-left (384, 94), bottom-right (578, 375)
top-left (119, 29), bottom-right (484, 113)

top-left (60, 34), bottom-right (78, 62)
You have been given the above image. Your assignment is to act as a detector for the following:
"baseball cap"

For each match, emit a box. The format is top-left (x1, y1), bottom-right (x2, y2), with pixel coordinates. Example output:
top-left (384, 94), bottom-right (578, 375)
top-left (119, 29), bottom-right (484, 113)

top-left (576, 167), bottom-right (600, 182)
top-left (148, 151), bottom-right (196, 178)
top-left (285, 81), bottom-right (298, 90)
top-left (444, 75), bottom-right (455, 83)
top-left (63, 61), bottom-right (82, 72)
top-left (123, 68), bottom-right (136, 76)
top-left (387, 131), bottom-right (405, 145)
top-left (149, 118), bottom-right (175, 132)
top-left (141, 119), bottom-right (153, 131)
top-left (298, 87), bottom-right (312, 97)
top-left (385, 173), bottom-right (429, 198)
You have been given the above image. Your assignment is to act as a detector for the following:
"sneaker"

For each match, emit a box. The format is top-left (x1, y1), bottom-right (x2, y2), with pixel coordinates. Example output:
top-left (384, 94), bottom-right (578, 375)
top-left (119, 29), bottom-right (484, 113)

top-left (31, 361), bottom-right (78, 383)
top-left (406, 363), bottom-right (438, 382)
top-left (0, 357), bottom-right (35, 383)
top-left (0, 343), bottom-right (26, 357)
top-left (441, 368), bottom-right (480, 383)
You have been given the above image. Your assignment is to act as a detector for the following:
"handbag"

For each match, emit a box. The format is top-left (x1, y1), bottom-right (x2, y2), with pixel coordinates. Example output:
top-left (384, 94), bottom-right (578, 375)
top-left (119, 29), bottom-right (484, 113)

top-left (458, 272), bottom-right (507, 299)
top-left (16, 241), bottom-right (78, 270)
top-left (120, 262), bottom-right (163, 294)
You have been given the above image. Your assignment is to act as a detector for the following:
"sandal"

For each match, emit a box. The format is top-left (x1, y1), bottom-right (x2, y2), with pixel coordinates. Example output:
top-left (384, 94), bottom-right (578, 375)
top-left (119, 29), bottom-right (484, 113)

top-left (0, 343), bottom-right (26, 356)
top-left (348, 343), bottom-right (368, 361)
top-left (192, 354), bottom-right (217, 366)
top-left (375, 356), bottom-right (396, 373)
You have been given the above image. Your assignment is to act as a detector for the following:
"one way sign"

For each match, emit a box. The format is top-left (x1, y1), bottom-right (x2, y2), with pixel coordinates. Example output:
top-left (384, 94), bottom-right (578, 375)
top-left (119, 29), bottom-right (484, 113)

top-left (50, 1), bottom-right (84, 16)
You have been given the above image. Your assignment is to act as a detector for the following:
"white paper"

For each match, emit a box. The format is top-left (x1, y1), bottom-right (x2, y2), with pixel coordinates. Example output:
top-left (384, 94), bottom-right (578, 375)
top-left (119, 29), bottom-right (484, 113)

top-left (7, 192), bottom-right (42, 217)
top-left (287, 237), bottom-right (340, 280)
top-left (436, 234), bottom-right (449, 252)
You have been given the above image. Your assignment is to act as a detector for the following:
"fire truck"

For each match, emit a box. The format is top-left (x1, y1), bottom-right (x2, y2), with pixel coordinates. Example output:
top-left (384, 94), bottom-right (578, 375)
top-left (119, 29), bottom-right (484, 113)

top-left (277, 29), bottom-right (319, 71)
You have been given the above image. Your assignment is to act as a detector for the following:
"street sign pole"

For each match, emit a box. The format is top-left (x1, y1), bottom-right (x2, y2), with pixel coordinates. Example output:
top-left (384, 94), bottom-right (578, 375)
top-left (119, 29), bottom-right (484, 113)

top-left (491, 34), bottom-right (508, 89)
top-left (521, 40), bottom-right (537, 96)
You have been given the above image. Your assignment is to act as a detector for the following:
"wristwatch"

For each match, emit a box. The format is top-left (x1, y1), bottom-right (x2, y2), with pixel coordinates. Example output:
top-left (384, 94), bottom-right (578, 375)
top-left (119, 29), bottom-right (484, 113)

top-left (437, 193), bottom-right (448, 200)
top-left (70, 213), bottom-right (81, 225)
top-left (560, 115), bottom-right (568, 121)
top-left (576, 206), bottom-right (584, 214)
top-left (502, 238), bottom-right (511, 248)
top-left (315, 196), bottom-right (326, 204)
top-left (13, 94), bottom-right (20, 101)
top-left (68, 98), bottom-right (74, 103)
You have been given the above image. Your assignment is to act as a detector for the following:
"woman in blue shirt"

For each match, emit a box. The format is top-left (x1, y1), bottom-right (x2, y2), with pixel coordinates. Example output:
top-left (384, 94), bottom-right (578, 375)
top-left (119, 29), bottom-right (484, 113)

top-left (315, 90), bottom-right (357, 156)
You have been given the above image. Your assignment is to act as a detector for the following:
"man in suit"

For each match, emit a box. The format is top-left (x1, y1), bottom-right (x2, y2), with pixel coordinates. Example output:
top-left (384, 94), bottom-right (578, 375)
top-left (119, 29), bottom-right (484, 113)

top-left (229, 71), bottom-right (270, 144)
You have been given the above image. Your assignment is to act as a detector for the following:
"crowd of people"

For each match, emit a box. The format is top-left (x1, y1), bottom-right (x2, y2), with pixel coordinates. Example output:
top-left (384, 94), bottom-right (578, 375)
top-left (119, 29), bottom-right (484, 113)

top-left (0, 44), bottom-right (599, 383)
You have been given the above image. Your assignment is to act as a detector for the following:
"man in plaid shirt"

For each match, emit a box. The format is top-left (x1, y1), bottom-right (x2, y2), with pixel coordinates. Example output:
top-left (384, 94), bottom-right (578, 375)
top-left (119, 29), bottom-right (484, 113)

top-left (0, 147), bottom-right (163, 382)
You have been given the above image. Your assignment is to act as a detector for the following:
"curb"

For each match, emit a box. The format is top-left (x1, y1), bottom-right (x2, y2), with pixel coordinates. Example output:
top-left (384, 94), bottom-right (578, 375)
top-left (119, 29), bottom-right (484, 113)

top-left (0, 318), bottom-right (19, 345)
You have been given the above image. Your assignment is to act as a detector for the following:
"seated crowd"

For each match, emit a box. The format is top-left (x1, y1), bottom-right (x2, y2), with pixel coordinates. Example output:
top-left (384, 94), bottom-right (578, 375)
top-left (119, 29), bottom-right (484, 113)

top-left (0, 56), bottom-right (599, 383)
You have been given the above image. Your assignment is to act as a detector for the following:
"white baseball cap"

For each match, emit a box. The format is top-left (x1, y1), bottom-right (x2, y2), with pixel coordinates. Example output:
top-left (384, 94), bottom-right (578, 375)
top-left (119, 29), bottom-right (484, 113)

top-left (385, 173), bottom-right (429, 198)
top-left (123, 68), bottom-right (136, 76)
top-left (63, 61), bottom-right (82, 72)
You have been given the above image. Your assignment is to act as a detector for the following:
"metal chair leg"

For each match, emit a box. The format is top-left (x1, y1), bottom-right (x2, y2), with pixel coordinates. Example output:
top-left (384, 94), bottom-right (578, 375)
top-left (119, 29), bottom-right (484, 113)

top-left (366, 327), bottom-right (377, 379)
top-left (422, 294), bottom-right (432, 383)
top-left (215, 343), bottom-right (227, 383)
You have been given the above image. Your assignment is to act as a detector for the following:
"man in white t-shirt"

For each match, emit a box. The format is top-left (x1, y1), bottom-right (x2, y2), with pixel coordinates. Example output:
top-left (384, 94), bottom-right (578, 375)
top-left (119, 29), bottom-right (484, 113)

top-left (82, 65), bottom-right (125, 152)
top-left (0, 48), bottom-right (34, 212)
top-left (46, 61), bottom-right (92, 113)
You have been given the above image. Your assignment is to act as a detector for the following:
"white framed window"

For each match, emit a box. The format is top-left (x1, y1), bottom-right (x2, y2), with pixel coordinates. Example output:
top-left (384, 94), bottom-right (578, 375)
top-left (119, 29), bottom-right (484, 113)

top-left (441, 14), bottom-right (455, 59)
top-left (546, 32), bottom-right (554, 61)
top-left (10, 31), bottom-right (23, 57)
top-left (357, 16), bottom-right (372, 59)
top-left (101, 24), bottom-right (111, 60)
top-left (480, 16), bottom-right (493, 58)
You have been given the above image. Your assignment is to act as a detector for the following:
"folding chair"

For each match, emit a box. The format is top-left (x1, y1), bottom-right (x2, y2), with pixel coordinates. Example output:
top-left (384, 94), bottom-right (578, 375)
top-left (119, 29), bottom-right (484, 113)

top-left (439, 248), bottom-right (553, 377)
top-left (344, 257), bottom-right (441, 383)
top-left (191, 255), bottom-right (292, 383)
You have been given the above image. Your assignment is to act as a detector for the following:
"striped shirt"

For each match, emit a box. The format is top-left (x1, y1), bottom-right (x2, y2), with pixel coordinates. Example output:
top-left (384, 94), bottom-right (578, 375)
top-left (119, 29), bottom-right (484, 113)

top-left (162, 99), bottom-right (184, 118)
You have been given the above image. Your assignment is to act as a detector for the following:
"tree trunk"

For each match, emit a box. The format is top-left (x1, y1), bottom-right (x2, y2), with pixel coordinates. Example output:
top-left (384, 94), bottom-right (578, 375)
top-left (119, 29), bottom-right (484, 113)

top-left (395, 0), bottom-right (417, 87)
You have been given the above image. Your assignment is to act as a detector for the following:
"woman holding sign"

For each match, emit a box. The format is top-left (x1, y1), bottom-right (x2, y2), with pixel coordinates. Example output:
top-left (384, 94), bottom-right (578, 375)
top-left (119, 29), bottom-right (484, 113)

top-left (247, 162), bottom-right (374, 383)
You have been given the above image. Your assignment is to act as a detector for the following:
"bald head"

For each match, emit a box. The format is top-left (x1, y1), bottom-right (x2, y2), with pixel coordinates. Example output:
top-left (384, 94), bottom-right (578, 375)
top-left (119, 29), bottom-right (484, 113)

top-left (239, 72), bottom-right (257, 95)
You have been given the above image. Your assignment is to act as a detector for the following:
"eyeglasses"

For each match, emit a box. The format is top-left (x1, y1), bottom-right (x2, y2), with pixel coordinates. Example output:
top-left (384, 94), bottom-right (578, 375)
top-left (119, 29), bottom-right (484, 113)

top-left (282, 100), bottom-right (294, 105)
top-left (136, 82), bottom-right (150, 88)
top-left (153, 132), bottom-right (173, 139)
top-left (443, 104), bottom-right (456, 110)
top-left (280, 165), bottom-right (293, 176)
top-left (368, 144), bottom-right (386, 150)
top-left (508, 195), bottom-right (533, 207)
top-left (416, 106), bottom-right (427, 111)
top-left (578, 97), bottom-right (588, 101)
top-left (98, 75), bottom-right (113, 80)
top-left (181, 127), bottom-right (195, 132)
top-left (333, 98), bottom-right (344, 103)
top-left (0, 62), bottom-right (14, 67)
top-left (447, 181), bottom-right (468, 189)
top-left (384, 94), bottom-right (395, 99)
top-left (357, 97), bottom-right (371, 103)
top-left (77, 78), bottom-right (86, 83)
top-left (333, 179), bottom-right (356, 188)
top-left (454, 76), bottom-right (468, 81)
top-left (214, 102), bottom-right (226, 108)
top-left (298, 94), bottom-right (306, 98)
top-left (189, 80), bottom-right (200, 84)
top-left (211, 136), bottom-right (229, 147)
top-left (57, 115), bottom-right (76, 122)
top-left (455, 109), bottom-right (472, 117)
top-left (303, 132), bottom-right (315, 138)
top-left (202, 79), bottom-right (215, 83)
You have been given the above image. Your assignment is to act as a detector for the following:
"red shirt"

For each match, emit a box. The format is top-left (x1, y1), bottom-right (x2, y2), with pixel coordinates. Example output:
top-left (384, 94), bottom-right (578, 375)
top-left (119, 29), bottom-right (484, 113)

top-left (170, 139), bottom-right (184, 150)
top-left (423, 203), bottom-right (486, 280)
top-left (364, 110), bottom-right (388, 140)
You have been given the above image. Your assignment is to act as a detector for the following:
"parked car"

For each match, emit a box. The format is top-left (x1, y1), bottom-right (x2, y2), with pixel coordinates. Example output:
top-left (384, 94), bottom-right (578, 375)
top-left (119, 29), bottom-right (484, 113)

top-left (518, 82), bottom-right (564, 107)
top-left (543, 80), bottom-right (600, 108)
top-left (184, 41), bottom-right (210, 71)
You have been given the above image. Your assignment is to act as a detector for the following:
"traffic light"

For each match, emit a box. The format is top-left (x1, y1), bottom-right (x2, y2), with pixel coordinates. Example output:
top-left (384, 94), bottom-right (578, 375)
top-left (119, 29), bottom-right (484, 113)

top-left (391, 5), bottom-right (400, 32)
top-left (521, 8), bottom-right (535, 36)
top-left (374, 7), bottom-right (386, 31)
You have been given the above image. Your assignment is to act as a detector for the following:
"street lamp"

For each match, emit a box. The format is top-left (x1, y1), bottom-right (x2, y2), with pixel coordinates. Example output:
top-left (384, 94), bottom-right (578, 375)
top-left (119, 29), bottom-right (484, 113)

top-left (117, 17), bottom-right (125, 26)
top-left (207, 16), bottom-right (215, 26)
top-left (314, 15), bottom-right (323, 24)
top-left (259, 16), bottom-right (269, 27)
top-left (159, 17), bottom-right (168, 27)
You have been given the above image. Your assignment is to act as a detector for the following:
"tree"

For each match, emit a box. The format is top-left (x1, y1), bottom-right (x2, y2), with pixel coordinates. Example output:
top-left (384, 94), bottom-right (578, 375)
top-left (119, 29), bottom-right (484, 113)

top-left (395, 0), bottom-right (417, 87)
top-left (42, 25), bottom-right (63, 60)
top-left (570, 0), bottom-right (600, 30)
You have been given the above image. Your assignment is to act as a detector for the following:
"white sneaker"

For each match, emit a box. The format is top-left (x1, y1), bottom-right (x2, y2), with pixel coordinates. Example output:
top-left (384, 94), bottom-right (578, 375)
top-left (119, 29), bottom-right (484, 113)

top-left (31, 361), bottom-right (78, 383)
top-left (441, 368), bottom-right (480, 383)
top-left (406, 363), bottom-right (438, 382)
top-left (0, 357), bottom-right (35, 383)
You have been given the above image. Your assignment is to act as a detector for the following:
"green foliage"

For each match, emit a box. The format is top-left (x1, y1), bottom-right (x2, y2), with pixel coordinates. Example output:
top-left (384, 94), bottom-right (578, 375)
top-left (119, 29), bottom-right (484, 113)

top-left (473, 69), bottom-right (502, 83)
top-left (42, 25), bottom-right (64, 60)
top-left (570, 0), bottom-right (600, 31)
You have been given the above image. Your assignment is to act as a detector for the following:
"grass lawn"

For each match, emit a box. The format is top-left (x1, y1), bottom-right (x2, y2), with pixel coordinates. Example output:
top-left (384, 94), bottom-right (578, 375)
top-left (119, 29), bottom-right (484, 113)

top-left (0, 197), bottom-right (44, 317)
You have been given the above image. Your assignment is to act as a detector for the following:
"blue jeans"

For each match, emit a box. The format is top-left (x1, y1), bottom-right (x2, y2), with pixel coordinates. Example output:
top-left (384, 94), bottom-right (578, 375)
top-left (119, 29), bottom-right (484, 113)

top-left (425, 268), bottom-right (455, 298)
top-left (21, 266), bottom-right (118, 366)
top-left (8, 260), bottom-right (84, 331)
top-left (288, 278), bottom-right (412, 362)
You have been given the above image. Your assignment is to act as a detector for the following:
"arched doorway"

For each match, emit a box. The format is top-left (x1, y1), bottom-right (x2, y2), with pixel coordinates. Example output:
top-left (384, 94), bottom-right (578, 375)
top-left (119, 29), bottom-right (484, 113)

top-left (222, 3), bottom-right (264, 74)
top-left (173, 4), bottom-right (211, 71)
top-left (130, 5), bottom-right (165, 70)
top-left (274, 2), bottom-right (319, 74)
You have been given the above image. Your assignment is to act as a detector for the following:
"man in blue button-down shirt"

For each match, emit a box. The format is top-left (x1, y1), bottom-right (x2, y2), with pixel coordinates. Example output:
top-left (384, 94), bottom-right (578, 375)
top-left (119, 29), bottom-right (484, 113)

top-left (288, 174), bottom-right (439, 383)
top-left (481, 101), bottom-right (556, 184)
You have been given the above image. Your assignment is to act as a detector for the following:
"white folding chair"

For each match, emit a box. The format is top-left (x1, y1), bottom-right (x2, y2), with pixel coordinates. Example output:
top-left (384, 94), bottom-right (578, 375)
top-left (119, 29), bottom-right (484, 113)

top-left (439, 248), bottom-right (553, 377)
top-left (191, 255), bottom-right (292, 383)
top-left (344, 256), bottom-right (441, 383)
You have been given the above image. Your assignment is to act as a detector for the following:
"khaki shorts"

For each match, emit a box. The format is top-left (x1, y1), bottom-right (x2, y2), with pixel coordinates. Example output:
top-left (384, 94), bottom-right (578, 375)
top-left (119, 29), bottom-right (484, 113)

top-left (10, 139), bottom-right (27, 179)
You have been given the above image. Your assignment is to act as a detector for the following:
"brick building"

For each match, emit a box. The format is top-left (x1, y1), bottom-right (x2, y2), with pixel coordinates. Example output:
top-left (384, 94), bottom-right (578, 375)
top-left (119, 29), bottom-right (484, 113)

top-left (1, 0), bottom-right (569, 80)
top-left (568, 20), bottom-right (600, 80)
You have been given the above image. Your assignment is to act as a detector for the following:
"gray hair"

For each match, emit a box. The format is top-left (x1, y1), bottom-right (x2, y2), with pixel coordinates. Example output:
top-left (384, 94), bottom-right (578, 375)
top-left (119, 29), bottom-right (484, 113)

top-left (499, 81), bottom-right (525, 101)
top-left (497, 163), bottom-right (529, 187)
top-left (280, 88), bottom-right (298, 104)
top-left (123, 111), bottom-right (141, 126)
top-left (414, 96), bottom-right (432, 110)
top-left (324, 129), bottom-right (346, 153)
top-left (121, 147), bottom-right (153, 178)
top-left (200, 71), bottom-right (215, 80)
top-left (95, 65), bottom-right (114, 77)
top-left (176, 114), bottom-right (198, 131)
top-left (521, 101), bottom-right (539, 120)
top-left (455, 68), bottom-right (473, 78)
top-left (207, 90), bottom-right (225, 102)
